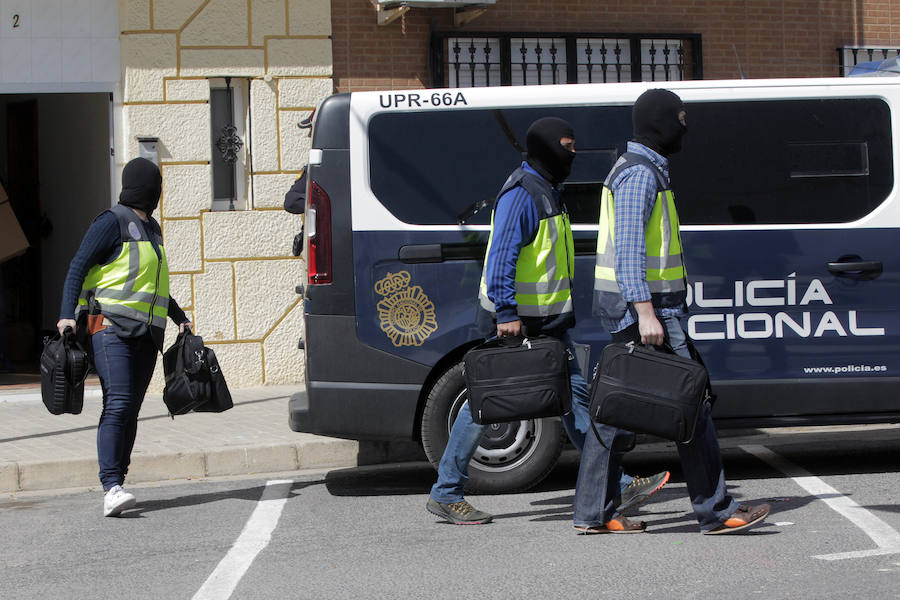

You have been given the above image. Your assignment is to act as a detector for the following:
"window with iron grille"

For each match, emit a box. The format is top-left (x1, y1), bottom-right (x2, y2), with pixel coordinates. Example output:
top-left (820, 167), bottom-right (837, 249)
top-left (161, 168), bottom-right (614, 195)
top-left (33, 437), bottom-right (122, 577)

top-left (838, 46), bottom-right (900, 76)
top-left (430, 33), bottom-right (702, 88)
top-left (209, 77), bottom-right (250, 210)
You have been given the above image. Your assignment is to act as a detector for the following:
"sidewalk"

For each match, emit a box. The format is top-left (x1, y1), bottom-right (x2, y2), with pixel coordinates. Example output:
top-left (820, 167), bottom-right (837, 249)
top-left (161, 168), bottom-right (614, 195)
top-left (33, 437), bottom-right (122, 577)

top-left (0, 384), bottom-right (360, 493)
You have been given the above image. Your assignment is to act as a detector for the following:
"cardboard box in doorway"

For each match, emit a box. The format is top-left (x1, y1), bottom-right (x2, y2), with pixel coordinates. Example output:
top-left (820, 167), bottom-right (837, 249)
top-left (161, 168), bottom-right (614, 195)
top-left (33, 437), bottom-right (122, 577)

top-left (0, 183), bottom-right (30, 263)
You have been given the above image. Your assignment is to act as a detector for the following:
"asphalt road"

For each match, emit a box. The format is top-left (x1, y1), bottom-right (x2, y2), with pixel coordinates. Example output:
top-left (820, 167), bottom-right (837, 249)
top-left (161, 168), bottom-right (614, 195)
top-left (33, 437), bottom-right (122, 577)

top-left (1, 426), bottom-right (899, 599)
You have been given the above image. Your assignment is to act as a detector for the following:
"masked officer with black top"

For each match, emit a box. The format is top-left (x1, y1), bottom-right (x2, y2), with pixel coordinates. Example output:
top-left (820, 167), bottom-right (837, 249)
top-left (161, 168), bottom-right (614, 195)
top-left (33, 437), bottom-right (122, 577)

top-left (57, 157), bottom-right (191, 517)
top-left (572, 89), bottom-right (771, 534)
top-left (426, 117), bottom-right (669, 525)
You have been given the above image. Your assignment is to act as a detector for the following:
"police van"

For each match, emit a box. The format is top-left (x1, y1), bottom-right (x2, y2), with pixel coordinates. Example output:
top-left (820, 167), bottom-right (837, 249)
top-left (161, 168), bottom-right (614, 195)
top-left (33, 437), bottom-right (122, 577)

top-left (291, 77), bottom-right (900, 492)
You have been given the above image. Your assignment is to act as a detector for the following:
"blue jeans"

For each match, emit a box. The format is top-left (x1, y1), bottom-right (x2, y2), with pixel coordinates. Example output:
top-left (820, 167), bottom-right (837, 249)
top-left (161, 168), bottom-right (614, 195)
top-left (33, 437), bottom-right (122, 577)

top-left (92, 329), bottom-right (158, 491)
top-left (573, 316), bottom-right (738, 531)
top-left (430, 332), bottom-right (631, 503)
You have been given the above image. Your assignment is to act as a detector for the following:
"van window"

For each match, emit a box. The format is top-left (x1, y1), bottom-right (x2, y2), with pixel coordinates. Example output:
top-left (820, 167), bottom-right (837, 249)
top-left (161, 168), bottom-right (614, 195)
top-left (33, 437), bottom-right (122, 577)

top-left (369, 97), bottom-right (892, 227)
top-left (671, 98), bottom-right (893, 225)
top-left (368, 106), bottom-right (631, 225)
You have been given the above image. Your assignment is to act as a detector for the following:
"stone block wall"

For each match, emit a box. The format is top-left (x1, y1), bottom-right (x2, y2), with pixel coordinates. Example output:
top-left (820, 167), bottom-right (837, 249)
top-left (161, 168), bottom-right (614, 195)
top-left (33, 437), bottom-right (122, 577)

top-left (118, 0), bottom-right (333, 388)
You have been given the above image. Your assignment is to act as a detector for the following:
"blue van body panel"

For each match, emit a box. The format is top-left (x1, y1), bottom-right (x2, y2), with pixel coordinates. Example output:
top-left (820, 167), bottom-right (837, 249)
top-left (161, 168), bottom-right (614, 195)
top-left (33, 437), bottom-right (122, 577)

top-left (296, 311), bottom-right (428, 439)
top-left (352, 230), bottom-right (490, 365)
top-left (352, 230), bottom-right (615, 367)
top-left (350, 226), bottom-right (900, 427)
top-left (683, 228), bottom-right (899, 380)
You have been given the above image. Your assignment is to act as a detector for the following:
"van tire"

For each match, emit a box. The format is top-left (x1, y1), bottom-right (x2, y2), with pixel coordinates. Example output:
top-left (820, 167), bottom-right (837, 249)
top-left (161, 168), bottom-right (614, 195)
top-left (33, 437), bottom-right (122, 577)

top-left (421, 361), bottom-right (565, 494)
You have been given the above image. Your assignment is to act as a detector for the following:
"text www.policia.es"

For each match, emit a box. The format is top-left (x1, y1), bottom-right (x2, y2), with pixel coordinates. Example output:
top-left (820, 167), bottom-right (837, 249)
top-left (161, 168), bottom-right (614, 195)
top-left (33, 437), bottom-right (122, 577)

top-left (803, 364), bottom-right (888, 374)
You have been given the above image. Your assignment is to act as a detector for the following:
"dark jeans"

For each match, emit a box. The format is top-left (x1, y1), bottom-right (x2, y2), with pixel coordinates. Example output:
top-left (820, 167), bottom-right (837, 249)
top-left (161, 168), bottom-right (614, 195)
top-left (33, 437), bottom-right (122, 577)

top-left (92, 329), bottom-right (158, 491)
top-left (573, 316), bottom-right (738, 531)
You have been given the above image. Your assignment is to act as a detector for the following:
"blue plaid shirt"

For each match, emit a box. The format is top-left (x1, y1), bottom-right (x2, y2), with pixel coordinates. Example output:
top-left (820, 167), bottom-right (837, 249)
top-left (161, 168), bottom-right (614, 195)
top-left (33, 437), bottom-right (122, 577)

top-left (599, 142), bottom-right (687, 334)
top-left (484, 162), bottom-right (544, 324)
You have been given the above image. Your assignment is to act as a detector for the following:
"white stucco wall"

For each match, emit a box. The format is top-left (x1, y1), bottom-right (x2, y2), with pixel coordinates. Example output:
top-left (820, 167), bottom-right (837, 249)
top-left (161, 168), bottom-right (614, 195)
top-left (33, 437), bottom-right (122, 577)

top-left (0, 0), bottom-right (120, 88)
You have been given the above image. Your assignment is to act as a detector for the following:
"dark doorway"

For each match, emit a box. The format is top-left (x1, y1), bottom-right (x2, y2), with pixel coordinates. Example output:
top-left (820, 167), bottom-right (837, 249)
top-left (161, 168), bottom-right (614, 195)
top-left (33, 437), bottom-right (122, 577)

top-left (2, 100), bottom-right (41, 372)
top-left (0, 93), bottom-right (112, 382)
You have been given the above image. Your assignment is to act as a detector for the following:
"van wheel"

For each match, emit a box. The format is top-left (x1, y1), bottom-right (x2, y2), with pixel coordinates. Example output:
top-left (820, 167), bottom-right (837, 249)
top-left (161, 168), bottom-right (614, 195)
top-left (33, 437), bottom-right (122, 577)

top-left (421, 361), bottom-right (565, 494)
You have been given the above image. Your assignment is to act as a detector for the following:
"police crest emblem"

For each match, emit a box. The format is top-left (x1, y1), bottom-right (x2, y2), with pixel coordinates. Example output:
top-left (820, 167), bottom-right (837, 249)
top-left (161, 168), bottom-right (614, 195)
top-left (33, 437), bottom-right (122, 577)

top-left (374, 271), bottom-right (438, 347)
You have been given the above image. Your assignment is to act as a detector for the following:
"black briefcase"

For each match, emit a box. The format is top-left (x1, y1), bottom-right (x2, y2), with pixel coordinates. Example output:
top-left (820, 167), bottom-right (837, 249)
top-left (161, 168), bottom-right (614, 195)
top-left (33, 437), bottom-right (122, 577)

top-left (39, 327), bottom-right (90, 415)
top-left (589, 342), bottom-right (712, 443)
top-left (463, 336), bottom-right (571, 425)
top-left (163, 331), bottom-right (233, 416)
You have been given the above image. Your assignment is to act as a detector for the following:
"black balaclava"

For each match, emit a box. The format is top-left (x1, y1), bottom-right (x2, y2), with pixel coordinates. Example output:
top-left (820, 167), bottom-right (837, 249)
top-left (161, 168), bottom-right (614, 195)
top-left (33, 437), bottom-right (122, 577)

top-left (118, 157), bottom-right (162, 214)
top-left (525, 117), bottom-right (576, 186)
top-left (632, 89), bottom-right (686, 157)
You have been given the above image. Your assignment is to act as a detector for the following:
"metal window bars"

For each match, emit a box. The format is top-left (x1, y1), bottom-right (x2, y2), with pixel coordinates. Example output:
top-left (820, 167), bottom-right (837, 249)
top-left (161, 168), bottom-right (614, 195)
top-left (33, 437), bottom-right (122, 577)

top-left (450, 37), bottom-right (502, 87)
top-left (838, 47), bottom-right (900, 76)
top-left (640, 38), bottom-right (687, 82)
top-left (576, 38), bottom-right (632, 83)
top-left (433, 33), bottom-right (701, 88)
top-left (511, 37), bottom-right (567, 86)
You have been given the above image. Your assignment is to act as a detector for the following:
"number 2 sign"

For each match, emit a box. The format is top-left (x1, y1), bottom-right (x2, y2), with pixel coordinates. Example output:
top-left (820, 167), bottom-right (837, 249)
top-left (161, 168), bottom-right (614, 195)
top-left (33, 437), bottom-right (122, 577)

top-left (5, 10), bottom-right (22, 33)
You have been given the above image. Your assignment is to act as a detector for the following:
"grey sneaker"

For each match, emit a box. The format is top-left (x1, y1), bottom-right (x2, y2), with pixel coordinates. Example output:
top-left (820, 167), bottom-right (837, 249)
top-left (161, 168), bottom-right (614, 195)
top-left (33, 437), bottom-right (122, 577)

top-left (616, 471), bottom-right (670, 515)
top-left (103, 485), bottom-right (136, 517)
top-left (427, 498), bottom-right (493, 525)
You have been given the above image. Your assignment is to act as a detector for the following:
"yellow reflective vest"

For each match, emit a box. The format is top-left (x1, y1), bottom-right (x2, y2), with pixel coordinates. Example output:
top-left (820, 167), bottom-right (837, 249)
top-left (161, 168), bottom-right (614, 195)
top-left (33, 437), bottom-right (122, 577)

top-left (594, 153), bottom-right (687, 320)
top-left (479, 167), bottom-right (575, 324)
top-left (76, 204), bottom-right (170, 331)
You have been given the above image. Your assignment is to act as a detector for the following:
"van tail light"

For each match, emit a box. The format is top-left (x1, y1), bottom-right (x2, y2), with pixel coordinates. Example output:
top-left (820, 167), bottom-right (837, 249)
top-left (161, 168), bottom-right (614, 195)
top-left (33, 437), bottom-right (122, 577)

top-left (307, 179), bottom-right (332, 284)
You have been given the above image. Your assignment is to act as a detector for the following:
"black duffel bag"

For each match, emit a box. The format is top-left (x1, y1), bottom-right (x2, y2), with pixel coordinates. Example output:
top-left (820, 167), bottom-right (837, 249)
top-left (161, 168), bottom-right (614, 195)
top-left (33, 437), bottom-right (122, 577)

top-left (463, 335), bottom-right (571, 425)
top-left (162, 331), bottom-right (233, 416)
top-left (589, 341), bottom-right (712, 443)
top-left (40, 327), bottom-right (90, 415)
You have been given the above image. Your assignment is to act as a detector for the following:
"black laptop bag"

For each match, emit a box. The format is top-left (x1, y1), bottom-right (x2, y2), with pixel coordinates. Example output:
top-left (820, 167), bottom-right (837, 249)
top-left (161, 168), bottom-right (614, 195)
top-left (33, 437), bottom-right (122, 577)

top-left (40, 327), bottom-right (90, 415)
top-left (589, 342), bottom-right (712, 443)
top-left (463, 336), bottom-right (571, 425)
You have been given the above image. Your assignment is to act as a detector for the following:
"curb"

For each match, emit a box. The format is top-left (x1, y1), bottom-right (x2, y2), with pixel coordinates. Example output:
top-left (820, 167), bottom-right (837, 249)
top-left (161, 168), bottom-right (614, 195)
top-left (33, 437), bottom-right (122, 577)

top-left (0, 386), bottom-right (104, 404)
top-left (0, 438), bottom-right (359, 493)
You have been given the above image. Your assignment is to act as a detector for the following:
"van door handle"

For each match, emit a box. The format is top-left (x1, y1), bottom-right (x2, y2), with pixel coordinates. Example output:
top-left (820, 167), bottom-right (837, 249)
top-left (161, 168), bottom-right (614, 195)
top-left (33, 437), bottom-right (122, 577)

top-left (827, 256), bottom-right (883, 276)
top-left (398, 243), bottom-right (487, 263)
top-left (399, 244), bottom-right (443, 263)
top-left (827, 261), bottom-right (882, 272)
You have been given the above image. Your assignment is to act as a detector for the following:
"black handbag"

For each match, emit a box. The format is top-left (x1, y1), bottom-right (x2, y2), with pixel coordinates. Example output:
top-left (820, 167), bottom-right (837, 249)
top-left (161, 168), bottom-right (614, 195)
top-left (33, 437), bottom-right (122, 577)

top-left (463, 335), bottom-right (571, 425)
top-left (39, 327), bottom-right (90, 415)
top-left (192, 344), bottom-right (233, 413)
top-left (589, 341), bottom-right (712, 443)
top-left (162, 331), bottom-right (233, 416)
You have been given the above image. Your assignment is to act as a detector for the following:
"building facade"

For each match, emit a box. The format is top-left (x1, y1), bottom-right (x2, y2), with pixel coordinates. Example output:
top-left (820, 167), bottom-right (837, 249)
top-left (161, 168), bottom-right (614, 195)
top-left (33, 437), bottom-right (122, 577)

top-left (332, 0), bottom-right (900, 91)
top-left (1, 0), bottom-right (331, 389)
top-left (1, 0), bottom-right (899, 389)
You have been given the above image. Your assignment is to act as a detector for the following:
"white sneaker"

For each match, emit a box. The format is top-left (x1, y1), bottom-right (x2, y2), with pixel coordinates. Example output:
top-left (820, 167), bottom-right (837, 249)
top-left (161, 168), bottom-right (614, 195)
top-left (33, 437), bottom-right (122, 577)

top-left (103, 485), bottom-right (136, 517)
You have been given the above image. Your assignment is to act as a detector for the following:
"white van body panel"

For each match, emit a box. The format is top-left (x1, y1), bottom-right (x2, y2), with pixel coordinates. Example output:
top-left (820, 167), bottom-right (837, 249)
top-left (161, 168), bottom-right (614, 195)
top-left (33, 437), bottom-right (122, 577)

top-left (347, 77), bottom-right (900, 232)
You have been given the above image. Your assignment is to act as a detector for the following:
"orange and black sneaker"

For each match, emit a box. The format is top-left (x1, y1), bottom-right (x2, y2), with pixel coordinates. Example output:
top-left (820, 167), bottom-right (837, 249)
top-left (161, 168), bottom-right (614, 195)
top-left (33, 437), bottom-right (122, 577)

top-left (704, 503), bottom-right (771, 535)
top-left (574, 515), bottom-right (646, 535)
top-left (616, 471), bottom-right (670, 515)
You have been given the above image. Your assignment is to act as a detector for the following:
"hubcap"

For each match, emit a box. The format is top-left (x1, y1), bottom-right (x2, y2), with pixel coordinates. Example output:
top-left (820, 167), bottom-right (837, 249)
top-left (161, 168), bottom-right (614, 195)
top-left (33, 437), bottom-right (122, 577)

top-left (447, 388), bottom-right (542, 473)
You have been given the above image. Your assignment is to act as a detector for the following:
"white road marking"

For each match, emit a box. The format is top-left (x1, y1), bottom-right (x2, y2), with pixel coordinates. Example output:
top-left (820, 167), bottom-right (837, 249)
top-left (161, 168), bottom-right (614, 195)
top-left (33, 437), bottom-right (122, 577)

top-left (740, 444), bottom-right (900, 561)
top-left (192, 479), bottom-right (294, 600)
